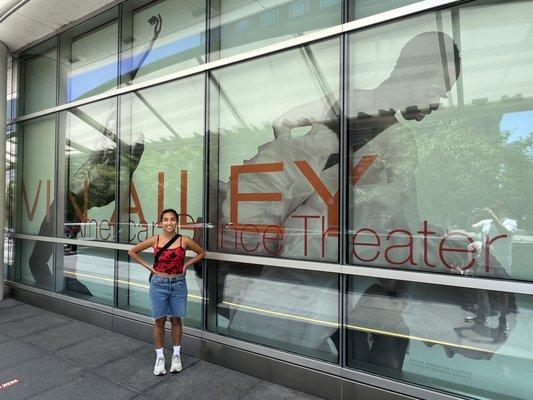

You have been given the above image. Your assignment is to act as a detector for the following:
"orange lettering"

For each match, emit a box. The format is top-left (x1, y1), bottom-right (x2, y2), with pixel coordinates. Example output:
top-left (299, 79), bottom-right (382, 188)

top-left (46, 180), bottom-right (51, 222)
top-left (21, 180), bottom-right (42, 221)
top-left (180, 170), bottom-right (188, 225)
top-left (129, 182), bottom-right (146, 224)
top-left (109, 181), bottom-right (146, 226)
top-left (352, 155), bottom-right (377, 186)
top-left (230, 163), bottom-right (284, 233)
top-left (294, 160), bottom-right (338, 232)
top-left (157, 171), bottom-right (164, 219)
top-left (67, 179), bottom-right (89, 222)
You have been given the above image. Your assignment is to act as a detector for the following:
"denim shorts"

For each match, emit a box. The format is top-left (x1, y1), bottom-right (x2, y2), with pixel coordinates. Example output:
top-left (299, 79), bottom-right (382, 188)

top-left (149, 275), bottom-right (187, 319)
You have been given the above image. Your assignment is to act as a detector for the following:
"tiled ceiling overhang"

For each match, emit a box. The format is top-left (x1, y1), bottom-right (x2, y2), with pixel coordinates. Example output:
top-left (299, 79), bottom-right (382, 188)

top-left (0, 0), bottom-right (118, 53)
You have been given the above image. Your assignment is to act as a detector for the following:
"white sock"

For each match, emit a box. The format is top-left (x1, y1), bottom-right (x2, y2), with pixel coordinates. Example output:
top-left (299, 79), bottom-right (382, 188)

top-left (156, 347), bottom-right (164, 359)
top-left (173, 345), bottom-right (181, 357)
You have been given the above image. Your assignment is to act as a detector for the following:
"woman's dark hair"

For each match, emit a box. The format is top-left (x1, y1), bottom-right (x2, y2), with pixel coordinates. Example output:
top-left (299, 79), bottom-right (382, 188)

top-left (159, 208), bottom-right (179, 222)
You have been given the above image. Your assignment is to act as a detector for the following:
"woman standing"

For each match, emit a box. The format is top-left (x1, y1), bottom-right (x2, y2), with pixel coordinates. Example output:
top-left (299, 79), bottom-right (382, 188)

top-left (128, 209), bottom-right (205, 375)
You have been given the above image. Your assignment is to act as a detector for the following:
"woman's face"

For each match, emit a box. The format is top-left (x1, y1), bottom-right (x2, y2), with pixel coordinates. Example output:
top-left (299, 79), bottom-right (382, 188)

top-left (160, 212), bottom-right (178, 233)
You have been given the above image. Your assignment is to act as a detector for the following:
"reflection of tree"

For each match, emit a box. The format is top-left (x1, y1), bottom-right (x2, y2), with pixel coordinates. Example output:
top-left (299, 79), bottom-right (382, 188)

top-left (499, 130), bottom-right (533, 231)
top-left (130, 133), bottom-right (204, 222)
top-left (415, 119), bottom-right (533, 230)
top-left (134, 134), bottom-right (203, 186)
top-left (352, 121), bottom-right (418, 234)
top-left (217, 124), bottom-right (276, 174)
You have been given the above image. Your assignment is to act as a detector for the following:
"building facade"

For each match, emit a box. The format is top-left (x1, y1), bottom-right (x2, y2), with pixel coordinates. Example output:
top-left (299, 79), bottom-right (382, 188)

top-left (4, 0), bottom-right (533, 399)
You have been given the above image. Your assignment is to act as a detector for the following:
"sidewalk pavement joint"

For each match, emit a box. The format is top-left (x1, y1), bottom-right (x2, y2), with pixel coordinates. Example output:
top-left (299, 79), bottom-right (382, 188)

top-left (0, 297), bottom-right (323, 400)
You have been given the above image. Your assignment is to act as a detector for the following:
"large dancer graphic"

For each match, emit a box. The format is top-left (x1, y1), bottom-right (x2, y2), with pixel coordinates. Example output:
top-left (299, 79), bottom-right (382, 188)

top-left (222, 31), bottom-right (495, 367)
top-left (28, 15), bottom-right (163, 294)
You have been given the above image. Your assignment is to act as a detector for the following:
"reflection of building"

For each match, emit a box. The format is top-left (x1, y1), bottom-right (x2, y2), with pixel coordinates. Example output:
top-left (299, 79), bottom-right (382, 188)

top-left (2, 1), bottom-right (533, 400)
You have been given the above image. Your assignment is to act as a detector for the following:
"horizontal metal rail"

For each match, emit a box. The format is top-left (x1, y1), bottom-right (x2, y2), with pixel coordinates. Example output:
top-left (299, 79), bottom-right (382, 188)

top-left (9, 232), bottom-right (533, 295)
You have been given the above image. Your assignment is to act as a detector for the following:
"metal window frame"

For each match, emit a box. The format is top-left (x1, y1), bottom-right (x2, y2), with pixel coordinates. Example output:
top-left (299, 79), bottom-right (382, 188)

top-left (8, 0), bottom-right (464, 125)
top-left (4, 0), bottom-right (529, 339)
top-left (9, 233), bottom-right (533, 296)
top-left (7, 1), bottom-right (533, 400)
top-left (13, 38), bottom-right (58, 118)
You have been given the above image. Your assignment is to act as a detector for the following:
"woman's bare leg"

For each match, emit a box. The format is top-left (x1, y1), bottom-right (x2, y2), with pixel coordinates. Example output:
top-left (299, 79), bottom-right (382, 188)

top-left (169, 317), bottom-right (182, 346)
top-left (153, 317), bottom-right (166, 348)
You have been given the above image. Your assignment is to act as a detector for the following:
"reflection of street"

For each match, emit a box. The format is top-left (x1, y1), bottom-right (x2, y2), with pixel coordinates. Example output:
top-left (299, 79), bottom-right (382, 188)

top-left (509, 236), bottom-right (533, 279)
top-left (214, 272), bottom-right (530, 366)
top-left (216, 265), bottom-right (338, 361)
top-left (347, 280), bottom-right (527, 368)
top-left (62, 251), bottom-right (114, 302)
top-left (220, 270), bottom-right (338, 340)
top-left (61, 249), bottom-right (202, 311)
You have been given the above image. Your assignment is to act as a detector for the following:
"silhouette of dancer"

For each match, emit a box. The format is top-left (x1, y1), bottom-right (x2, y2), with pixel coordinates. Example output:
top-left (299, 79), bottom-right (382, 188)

top-left (28, 15), bottom-right (163, 294)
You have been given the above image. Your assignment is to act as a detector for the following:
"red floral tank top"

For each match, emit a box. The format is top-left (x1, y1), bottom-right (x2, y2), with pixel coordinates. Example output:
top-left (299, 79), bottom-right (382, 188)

top-left (153, 235), bottom-right (186, 275)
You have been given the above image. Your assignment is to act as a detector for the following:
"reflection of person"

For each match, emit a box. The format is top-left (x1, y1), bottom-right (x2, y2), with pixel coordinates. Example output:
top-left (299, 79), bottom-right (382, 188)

top-left (465, 202), bottom-right (517, 331)
top-left (128, 208), bottom-right (204, 375)
top-left (222, 31), bottom-right (461, 362)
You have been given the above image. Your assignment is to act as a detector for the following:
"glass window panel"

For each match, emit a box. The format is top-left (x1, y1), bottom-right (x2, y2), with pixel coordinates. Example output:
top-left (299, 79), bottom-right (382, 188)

top-left (346, 276), bottom-right (533, 399)
top-left (117, 250), bottom-right (203, 328)
top-left (17, 115), bottom-right (56, 236)
top-left (349, 0), bottom-right (424, 21)
top-left (347, 0), bottom-right (533, 282)
top-left (59, 8), bottom-right (118, 103)
top-left (118, 75), bottom-right (204, 245)
top-left (16, 39), bottom-right (57, 116)
top-left (208, 260), bottom-right (339, 362)
top-left (209, 38), bottom-right (340, 262)
top-left (59, 245), bottom-right (114, 305)
top-left (62, 99), bottom-right (117, 243)
top-left (210, 0), bottom-right (341, 59)
top-left (13, 239), bottom-right (54, 291)
top-left (120, 0), bottom-right (206, 85)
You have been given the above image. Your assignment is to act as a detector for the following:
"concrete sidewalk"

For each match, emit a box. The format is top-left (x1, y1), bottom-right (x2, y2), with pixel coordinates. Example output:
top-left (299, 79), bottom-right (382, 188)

top-left (0, 298), bottom-right (322, 400)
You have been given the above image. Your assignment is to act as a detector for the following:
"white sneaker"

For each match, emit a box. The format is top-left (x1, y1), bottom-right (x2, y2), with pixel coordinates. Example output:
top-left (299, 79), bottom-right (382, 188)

top-left (153, 357), bottom-right (166, 375)
top-left (170, 355), bottom-right (182, 372)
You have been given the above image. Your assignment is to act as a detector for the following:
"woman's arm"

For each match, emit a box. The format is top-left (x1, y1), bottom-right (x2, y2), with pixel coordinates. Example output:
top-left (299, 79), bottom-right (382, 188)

top-left (128, 236), bottom-right (158, 274)
top-left (182, 236), bottom-right (205, 269)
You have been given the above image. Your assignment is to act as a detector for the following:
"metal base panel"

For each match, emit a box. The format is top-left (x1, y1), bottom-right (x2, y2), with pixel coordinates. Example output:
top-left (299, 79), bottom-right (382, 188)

top-left (202, 339), bottom-right (342, 399)
top-left (341, 379), bottom-right (418, 400)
